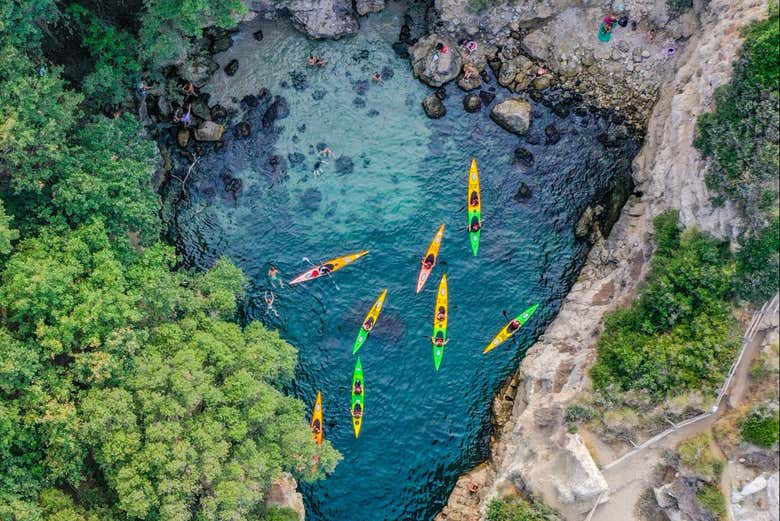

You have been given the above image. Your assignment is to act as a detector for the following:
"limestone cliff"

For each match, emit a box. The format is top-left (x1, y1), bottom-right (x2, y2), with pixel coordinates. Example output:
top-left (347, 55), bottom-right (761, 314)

top-left (436, 1), bottom-right (767, 520)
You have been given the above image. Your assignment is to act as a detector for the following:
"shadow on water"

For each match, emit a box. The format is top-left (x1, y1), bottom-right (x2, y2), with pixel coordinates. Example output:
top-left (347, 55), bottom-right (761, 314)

top-left (160, 6), bottom-right (640, 521)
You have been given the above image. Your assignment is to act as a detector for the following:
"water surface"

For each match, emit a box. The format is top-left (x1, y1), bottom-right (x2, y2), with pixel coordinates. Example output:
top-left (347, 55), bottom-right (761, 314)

top-left (168, 8), bottom-right (638, 520)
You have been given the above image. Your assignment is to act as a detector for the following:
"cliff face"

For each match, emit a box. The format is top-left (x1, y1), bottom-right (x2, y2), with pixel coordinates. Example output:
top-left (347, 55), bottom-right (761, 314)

top-left (437, 1), bottom-right (767, 520)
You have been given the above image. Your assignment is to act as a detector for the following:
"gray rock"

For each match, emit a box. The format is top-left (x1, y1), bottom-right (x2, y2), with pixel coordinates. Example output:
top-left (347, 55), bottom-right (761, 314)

top-left (552, 434), bottom-right (609, 504)
top-left (458, 73), bottom-right (482, 91)
top-left (768, 472), bottom-right (779, 521)
top-left (522, 29), bottom-right (553, 62)
top-left (422, 94), bottom-right (446, 119)
top-left (463, 93), bottom-right (481, 112)
top-left (355, 0), bottom-right (384, 16)
top-left (533, 75), bottom-right (552, 90)
top-left (224, 59), bottom-right (239, 76)
top-left (616, 39), bottom-right (629, 53)
top-left (490, 98), bottom-right (531, 135)
top-left (410, 34), bottom-right (463, 87)
top-left (287, 0), bottom-right (358, 40)
top-left (632, 47), bottom-right (644, 63)
top-left (177, 55), bottom-right (220, 86)
top-left (193, 121), bottom-right (225, 141)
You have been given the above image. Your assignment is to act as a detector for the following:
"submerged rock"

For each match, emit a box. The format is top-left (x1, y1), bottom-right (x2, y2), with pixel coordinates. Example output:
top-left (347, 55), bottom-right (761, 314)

top-left (479, 90), bottom-right (496, 105)
top-left (409, 34), bottom-right (462, 87)
top-left (268, 155), bottom-right (287, 184)
top-left (463, 93), bottom-right (481, 113)
top-left (253, 29), bottom-right (264, 41)
top-left (234, 122), bottom-right (251, 138)
top-left (312, 89), bottom-right (327, 101)
top-left (513, 147), bottom-right (534, 168)
top-left (355, 0), bottom-right (384, 16)
top-left (422, 94), bottom-right (446, 119)
top-left (514, 182), bottom-right (532, 201)
top-left (289, 71), bottom-right (308, 91)
top-left (353, 97), bottom-right (366, 108)
top-left (490, 98), bottom-right (531, 135)
top-left (262, 97), bottom-right (290, 128)
top-left (380, 66), bottom-right (394, 79)
top-left (353, 79), bottom-right (370, 95)
top-left (288, 152), bottom-right (306, 166)
top-left (224, 59), bottom-right (239, 76)
top-left (300, 188), bottom-right (323, 212)
top-left (334, 155), bottom-right (354, 175)
top-left (545, 124), bottom-right (561, 145)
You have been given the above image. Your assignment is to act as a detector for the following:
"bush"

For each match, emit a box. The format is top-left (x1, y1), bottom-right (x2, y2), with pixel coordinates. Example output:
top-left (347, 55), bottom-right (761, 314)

top-left (591, 211), bottom-right (737, 402)
top-left (487, 496), bottom-right (563, 521)
top-left (734, 217), bottom-right (779, 303)
top-left (739, 405), bottom-right (780, 448)
top-left (677, 432), bottom-right (724, 481)
top-left (566, 403), bottom-right (596, 423)
top-left (697, 484), bottom-right (727, 520)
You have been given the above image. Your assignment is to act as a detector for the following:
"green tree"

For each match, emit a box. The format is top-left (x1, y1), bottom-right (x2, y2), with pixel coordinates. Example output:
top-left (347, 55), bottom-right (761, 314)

top-left (0, 199), bottom-right (19, 254)
top-left (0, 0), bottom-right (59, 51)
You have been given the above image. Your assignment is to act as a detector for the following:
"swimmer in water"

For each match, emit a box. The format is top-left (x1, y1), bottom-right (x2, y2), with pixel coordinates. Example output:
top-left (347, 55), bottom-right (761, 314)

top-left (265, 290), bottom-right (279, 317)
top-left (268, 266), bottom-right (283, 288)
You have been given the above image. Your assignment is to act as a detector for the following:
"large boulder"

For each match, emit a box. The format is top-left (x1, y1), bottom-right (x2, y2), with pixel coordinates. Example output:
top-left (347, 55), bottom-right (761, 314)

top-left (410, 34), bottom-right (463, 87)
top-left (490, 98), bottom-right (531, 135)
top-left (287, 0), bottom-right (358, 39)
top-left (463, 93), bottom-right (481, 113)
top-left (177, 55), bottom-right (220, 87)
top-left (355, 0), bottom-right (384, 16)
top-left (193, 121), bottom-right (225, 141)
top-left (266, 473), bottom-right (305, 519)
top-left (551, 434), bottom-right (608, 504)
top-left (422, 94), bottom-right (446, 119)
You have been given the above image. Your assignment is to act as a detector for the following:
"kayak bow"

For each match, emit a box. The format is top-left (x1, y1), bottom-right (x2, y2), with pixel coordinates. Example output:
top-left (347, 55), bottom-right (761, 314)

top-left (353, 289), bottom-right (388, 354)
top-left (432, 274), bottom-right (448, 371)
top-left (467, 158), bottom-right (481, 256)
top-left (416, 224), bottom-right (445, 293)
top-left (289, 250), bottom-right (369, 285)
top-left (351, 357), bottom-right (365, 438)
top-left (311, 391), bottom-right (323, 447)
top-left (482, 304), bottom-right (539, 354)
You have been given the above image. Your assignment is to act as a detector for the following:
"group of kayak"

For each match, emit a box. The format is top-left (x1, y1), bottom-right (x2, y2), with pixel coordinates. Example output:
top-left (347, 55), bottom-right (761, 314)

top-left (295, 158), bottom-right (539, 443)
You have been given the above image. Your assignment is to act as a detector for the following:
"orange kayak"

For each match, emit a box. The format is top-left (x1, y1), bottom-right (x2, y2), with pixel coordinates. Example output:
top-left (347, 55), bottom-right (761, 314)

top-left (311, 391), bottom-right (323, 446)
top-left (289, 251), bottom-right (369, 285)
top-left (416, 224), bottom-right (444, 293)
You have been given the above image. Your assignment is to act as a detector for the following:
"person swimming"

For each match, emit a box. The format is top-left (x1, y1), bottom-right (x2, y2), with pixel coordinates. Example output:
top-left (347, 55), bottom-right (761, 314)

top-left (264, 290), bottom-right (279, 317)
top-left (436, 306), bottom-right (446, 321)
top-left (268, 266), bottom-right (283, 287)
top-left (422, 253), bottom-right (435, 269)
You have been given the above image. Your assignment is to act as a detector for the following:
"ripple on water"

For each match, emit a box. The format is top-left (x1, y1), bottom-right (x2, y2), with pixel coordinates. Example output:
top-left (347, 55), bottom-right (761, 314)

top-left (169, 6), bottom-right (640, 521)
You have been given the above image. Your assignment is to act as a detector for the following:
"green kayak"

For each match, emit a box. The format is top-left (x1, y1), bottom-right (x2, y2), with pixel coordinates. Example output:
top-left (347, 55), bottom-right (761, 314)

top-left (431, 274), bottom-right (448, 371)
top-left (467, 158), bottom-right (482, 257)
top-left (352, 289), bottom-right (388, 354)
top-left (351, 357), bottom-right (364, 438)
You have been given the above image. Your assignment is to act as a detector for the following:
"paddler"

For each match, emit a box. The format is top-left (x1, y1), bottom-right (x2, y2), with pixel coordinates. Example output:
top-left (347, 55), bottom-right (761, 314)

top-left (312, 419), bottom-right (321, 435)
top-left (353, 403), bottom-right (363, 418)
top-left (318, 264), bottom-right (333, 275)
top-left (507, 319), bottom-right (521, 333)
top-left (431, 332), bottom-right (448, 347)
top-left (362, 317), bottom-right (374, 332)
top-left (422, 253), bottom-right (435, 269)
top-left (435, 306), bottom-right (446, 322)
top-left (469, 191), bottom-right (479, 207)
top-left (469, 216), bottom-right (482, 232)
top-left (354, 381), bottom-right (363, 395)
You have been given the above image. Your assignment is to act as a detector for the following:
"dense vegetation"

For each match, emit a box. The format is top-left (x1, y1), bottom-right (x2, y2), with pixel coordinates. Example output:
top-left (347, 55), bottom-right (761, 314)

top-left (486, 496), bottom-right (563, 521)
top-left (739, 405), bottom-right (780, 448)
top-left (591, 211), bottom-right (737, 402)
top-left (0, 1), bottom-right (340, 519)
top-left (695, 3), bottom-right (779, 303)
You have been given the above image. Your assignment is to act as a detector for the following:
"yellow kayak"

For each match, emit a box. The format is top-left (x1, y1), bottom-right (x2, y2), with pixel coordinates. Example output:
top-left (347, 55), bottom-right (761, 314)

top-left (432, 274), bottom-right (448, 370)
top-left (353, 289), bottom-right (388, 354)
top-left (416, 224), bottom-right (445, 293)
top-left (467, 158), bottom-right (482, 256)
top-left (482, 304), bottom-right (539, 354)
top-left (289, 250), bottom-right (369, 285)
top-left (310, 391), bottom-right (323, 447)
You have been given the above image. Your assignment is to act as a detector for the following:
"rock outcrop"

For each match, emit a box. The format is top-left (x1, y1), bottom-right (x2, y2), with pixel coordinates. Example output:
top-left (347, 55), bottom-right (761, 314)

top-left (265, 473), bottom-right (305, 520)
top-left (422, 94), bottom-right (446, 119)
top-left (489, 99), bottom-right (531, 135)
top-left (286, 0), bottom-right (358, 39)
top-left (437, 0), bottom-right (766, 519)
top-left (410, 34), bottom-right (463, 87)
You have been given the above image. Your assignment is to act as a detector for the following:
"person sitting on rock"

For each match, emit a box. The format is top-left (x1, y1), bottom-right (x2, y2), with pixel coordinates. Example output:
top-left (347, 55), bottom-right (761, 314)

top-left (463, 62), bottom-right (479, 79)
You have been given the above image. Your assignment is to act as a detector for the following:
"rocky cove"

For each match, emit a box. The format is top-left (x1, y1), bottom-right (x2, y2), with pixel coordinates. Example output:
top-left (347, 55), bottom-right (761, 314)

top-left (140, 0), bottom-right (775, 520)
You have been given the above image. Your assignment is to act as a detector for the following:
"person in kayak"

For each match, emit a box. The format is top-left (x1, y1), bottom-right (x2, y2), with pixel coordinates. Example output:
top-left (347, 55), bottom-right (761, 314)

top-left (352, 403), bottom-right (362, 418)
top-left (432, 332), bottom-right (449, 347)
top-left (470, 216), bottom-right (482, 232)
top-left (507, 318), bottom-right (521, 333)
top-left (354, 380), bottom-right (363, 395)
top-left (312, 419), bottom-right (321, 435)
top-left (318, 264), bottom-right (333, 276)
top-left (422, 253), bottom-right (435, 269)
top-left (469, 191), bottom-right (479, 207)
top-left (363, 317), bottom-right (374, 332)
top-left (436, 306), bottom-right (446, 322)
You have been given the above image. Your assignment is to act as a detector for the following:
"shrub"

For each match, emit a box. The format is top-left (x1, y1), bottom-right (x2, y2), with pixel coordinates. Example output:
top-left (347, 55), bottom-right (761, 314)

top-left (565, 403), bottom-right (596, 423)
top-left (697, 484), bottom-right (727, 520)
top-left (739, 405), bottom-right (780, 448)
top-left (487, 496), bottom-right (563, 521)
top-left (734, 217), bottom-right (779, 303)
top-left (591, 211), bottom-right (737, 402)
top-left (677, 432), bottom-right (724, 481)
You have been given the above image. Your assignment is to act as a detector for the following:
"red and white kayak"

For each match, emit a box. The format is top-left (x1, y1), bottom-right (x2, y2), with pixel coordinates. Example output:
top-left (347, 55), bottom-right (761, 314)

top-left (416, 224), bottom-right (445, 293)
top-left (289, 251), bottom-right (369, 285)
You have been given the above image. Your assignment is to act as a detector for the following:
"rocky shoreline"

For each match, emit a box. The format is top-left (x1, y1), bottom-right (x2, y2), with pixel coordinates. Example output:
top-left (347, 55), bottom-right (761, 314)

top-left (434, 0), bottom-right (770, 520)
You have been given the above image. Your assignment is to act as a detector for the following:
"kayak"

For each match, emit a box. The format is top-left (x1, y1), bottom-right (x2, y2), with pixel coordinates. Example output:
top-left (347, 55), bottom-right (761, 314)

top-left (431, 274), bottom-right (448, 371)
top-left (416, 224), bottom-right (445, 293)
top-left (311, 391), bottom-right (323, 447)
top-left (353, 289), bottom-right (388, 354)
top-left (482, 304), bottom-right (539, 354)
top-left (351, 357), bottom-right (364, 438)
top-left (289, 250), bottom-right (369, 285)
top-left (467, 158), bottom-right (481, 256)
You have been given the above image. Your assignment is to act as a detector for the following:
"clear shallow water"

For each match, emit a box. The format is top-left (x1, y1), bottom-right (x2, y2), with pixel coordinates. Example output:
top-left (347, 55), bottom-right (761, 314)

top-left (167, 7), bottom-right (638, 520)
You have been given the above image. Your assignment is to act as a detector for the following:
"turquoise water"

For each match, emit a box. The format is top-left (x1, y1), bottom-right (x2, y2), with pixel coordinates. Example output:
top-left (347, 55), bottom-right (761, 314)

top-left (167, 7), bottom-right (638, 520)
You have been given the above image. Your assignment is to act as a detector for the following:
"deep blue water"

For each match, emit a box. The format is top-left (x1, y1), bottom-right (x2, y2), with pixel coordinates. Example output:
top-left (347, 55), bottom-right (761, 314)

top-left (166, 7), bottom-right (638, 520)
